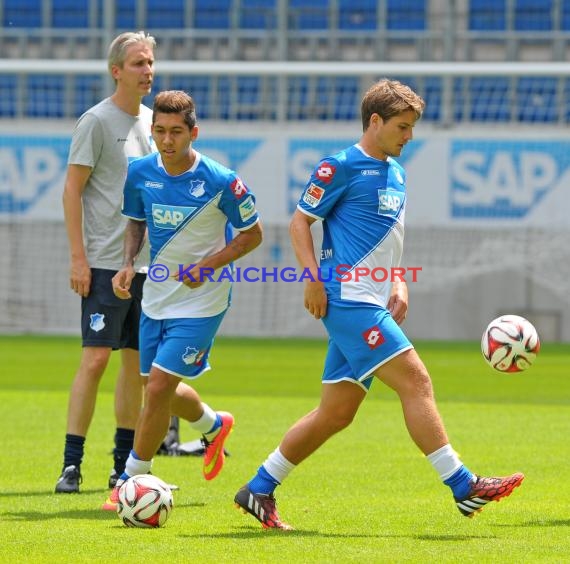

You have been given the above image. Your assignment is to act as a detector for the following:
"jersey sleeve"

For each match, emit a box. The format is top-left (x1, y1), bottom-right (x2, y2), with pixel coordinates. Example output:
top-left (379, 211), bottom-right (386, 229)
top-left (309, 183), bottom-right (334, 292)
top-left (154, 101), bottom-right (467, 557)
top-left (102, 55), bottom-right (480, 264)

top-left (297, 157), bottom-right (346, 220)
top-left (121, 164), bottom-right (145, 221)
top-left (67, 113), bottom-right (103, 168)
top-left (218, 174), bottom-right (259, 231)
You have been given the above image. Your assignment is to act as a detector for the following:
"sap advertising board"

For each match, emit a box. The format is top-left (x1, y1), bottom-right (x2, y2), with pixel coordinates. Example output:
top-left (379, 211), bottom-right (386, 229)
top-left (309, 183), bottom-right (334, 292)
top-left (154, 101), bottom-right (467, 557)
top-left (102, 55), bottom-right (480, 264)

top-left (1, 129), bottom-right (568, 228)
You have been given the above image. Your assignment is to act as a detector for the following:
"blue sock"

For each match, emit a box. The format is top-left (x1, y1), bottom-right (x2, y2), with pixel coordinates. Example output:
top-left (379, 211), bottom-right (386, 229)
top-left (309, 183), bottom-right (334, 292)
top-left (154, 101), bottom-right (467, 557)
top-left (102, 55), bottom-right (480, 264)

top-left (206, 414), bottom-right (222, 436)
top-left (248, 465), bottom-right (280, 495)
top-left (444, 465), bottom-right (474, 499)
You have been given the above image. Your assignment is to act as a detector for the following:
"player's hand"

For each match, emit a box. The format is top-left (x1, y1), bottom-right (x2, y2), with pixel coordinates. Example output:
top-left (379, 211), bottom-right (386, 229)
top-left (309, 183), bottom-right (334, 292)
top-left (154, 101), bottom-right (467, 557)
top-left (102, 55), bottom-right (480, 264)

top-left (304, 279), bottom-right (328, 319)
top-left (176, 264), bottom-right (205, 289)
top-left (112, 267), bottom-right (135, 299)
top-left (387, 280), bottom-right (408, 325)
top-left (69, 257), bottom-right (91, 297)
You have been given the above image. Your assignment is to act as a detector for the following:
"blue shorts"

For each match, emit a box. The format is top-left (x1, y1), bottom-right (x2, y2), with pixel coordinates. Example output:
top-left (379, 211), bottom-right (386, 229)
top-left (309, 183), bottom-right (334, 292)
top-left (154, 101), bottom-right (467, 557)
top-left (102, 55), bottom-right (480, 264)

top-left (321, 301), bottom-right (413, 391)
top-left (139, 311), bottom-right (226, 379)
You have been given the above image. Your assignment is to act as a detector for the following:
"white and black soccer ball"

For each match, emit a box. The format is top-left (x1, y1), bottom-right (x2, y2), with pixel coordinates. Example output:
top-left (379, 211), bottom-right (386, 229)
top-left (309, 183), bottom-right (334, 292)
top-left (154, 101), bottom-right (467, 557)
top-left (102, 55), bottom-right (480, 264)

top-left (481, 314), bottom-right (540, 373)
top-left (116, 474), bottom-right (174, 528)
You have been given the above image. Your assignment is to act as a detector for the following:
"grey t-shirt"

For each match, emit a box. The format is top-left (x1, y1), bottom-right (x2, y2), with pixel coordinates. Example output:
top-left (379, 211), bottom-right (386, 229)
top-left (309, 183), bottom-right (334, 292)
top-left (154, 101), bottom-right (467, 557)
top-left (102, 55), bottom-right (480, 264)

top-left (67, 97), bottom-right (153, 270)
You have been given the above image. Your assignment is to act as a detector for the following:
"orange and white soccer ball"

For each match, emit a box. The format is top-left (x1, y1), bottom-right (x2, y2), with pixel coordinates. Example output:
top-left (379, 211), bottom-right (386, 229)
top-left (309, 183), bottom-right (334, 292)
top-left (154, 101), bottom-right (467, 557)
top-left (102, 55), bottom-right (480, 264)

top-left (481, 314), bottom-right (540, 373)
top-left (116, 474), bottom-right (173, 528)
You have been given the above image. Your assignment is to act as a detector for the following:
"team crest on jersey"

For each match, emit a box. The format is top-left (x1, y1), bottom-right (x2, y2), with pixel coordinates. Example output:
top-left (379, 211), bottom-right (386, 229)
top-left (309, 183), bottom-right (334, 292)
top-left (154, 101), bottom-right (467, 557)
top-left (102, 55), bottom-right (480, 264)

top-left (189, 179), bottom-right (206, 198)
top-left (89, 313), bottom-right (105, 332)
top-left (182, 346), bottom-right (205, 366)
top-left (303, 183), bottom-right (325, 208)
top-left (230, 177), bottom-right (248, 199)
top-left (362, 325), bottom-right (385, 350)
top-left (316, 163), bottom-right (336, 184)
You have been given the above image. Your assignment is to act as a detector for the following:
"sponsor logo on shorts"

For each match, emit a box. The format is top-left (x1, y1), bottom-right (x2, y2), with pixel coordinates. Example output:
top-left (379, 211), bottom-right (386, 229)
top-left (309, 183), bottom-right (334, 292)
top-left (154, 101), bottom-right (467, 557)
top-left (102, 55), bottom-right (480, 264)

top-left (89, 313), bottom-right (105, 332)
top-left (303, 183), bottom-right (325, 208)
top-left (363, 325), bottom-right (385, 349)
top-left (182, 346), bottom-right (205, 366)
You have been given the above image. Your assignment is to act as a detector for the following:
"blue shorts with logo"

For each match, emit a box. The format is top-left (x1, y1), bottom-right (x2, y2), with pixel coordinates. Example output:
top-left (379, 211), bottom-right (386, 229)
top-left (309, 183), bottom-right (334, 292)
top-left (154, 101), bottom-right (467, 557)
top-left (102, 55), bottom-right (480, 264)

top-left (139, 311), bottom-right (226, 379)
top-left (321, 301), bottom-right (413, 391)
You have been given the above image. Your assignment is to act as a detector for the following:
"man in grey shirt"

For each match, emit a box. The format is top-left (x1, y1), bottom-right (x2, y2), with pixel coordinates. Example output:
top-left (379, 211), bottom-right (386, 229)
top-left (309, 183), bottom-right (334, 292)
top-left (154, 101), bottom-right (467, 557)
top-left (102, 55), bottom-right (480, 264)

top-left (56, 30), bottom-right (156, 493)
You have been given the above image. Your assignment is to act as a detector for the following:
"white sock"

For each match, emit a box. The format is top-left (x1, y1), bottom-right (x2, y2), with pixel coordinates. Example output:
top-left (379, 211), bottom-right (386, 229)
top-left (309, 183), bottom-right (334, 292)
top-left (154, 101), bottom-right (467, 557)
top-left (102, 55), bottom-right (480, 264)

top-left (189, 402), bottom-right (217, 434)
top-left (263, 448), bottom-right (296, 484)
top-left (426, 444), bottom-right (462, 481)
top-left (124, 455), bottom-right (152, 479)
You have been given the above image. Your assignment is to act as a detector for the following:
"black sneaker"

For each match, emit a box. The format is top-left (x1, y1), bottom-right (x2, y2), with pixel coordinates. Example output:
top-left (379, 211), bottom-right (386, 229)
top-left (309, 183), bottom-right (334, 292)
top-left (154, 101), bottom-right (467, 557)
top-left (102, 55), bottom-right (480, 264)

top-left (454, 472), bottom-right (525, 517)
top-left (55, 465), bottom-right (82, 493)
top-left (234, 484), bottom-right (293, 530)
top-left (108, 469), bottom-right (119, 489)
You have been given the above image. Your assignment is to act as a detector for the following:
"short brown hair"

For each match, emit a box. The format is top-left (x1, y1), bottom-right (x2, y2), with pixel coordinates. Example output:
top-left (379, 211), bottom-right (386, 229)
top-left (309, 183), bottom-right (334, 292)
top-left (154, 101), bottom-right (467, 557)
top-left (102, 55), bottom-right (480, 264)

top-left (361, 79), bottom-right (425, 131)
top-left (152, 90), bottom-right (197, 130)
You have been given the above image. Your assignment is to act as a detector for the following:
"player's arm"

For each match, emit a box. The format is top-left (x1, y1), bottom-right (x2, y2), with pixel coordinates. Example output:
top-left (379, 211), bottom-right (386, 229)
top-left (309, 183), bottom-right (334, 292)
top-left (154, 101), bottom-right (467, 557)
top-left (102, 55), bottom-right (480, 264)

top-left (62, 163), bottom-right (92, 298)
top-left (387, 279), bottom-right (408, 325)
top-left (112, 219), bottom-right (147, 299)
top-left (180, 221), bottom-right (263, 289)
top-left (289, 209), bottom-right (328, 320)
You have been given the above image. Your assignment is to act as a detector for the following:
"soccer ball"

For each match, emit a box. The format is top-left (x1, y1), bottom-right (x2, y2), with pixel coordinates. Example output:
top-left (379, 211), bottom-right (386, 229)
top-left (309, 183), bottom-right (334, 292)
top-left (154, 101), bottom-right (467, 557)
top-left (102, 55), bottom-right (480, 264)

top-left (481, 314), bottom-right (540, 373)
top-left (116, 474), bottom-right (174, 528)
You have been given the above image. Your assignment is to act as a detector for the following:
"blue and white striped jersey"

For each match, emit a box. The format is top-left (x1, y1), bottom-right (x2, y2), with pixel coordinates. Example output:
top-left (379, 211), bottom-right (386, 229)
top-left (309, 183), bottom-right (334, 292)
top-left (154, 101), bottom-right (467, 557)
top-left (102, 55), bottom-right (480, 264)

top-left (297, 143), bottom-right (406, 308)
top-left (122, 151), bottom-right (259, 319)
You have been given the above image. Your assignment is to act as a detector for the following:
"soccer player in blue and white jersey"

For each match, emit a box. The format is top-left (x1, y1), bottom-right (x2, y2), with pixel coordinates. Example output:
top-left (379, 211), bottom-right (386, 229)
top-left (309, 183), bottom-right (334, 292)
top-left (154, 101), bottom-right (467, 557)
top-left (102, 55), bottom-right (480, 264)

top-left (235, 79), bottom-right (524, 530)
top-left (103, 90), bottom-right (262, 509)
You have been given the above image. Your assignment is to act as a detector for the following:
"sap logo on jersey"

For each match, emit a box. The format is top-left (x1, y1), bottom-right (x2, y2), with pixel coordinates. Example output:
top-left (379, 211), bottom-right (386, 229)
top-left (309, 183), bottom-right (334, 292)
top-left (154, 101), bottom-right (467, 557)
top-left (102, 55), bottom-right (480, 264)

top-left (451, 141), bottom-right (570, 218)
top-left (378, 189), bottom-right (402, 215)
top-left (152, 204), bottom-right (197, 229)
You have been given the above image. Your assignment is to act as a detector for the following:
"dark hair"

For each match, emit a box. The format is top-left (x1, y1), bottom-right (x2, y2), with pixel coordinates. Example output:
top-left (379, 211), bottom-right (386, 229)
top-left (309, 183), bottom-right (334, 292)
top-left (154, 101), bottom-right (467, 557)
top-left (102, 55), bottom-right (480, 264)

top-left (361, 79), bottom-right (425, 131)
top-left (152, 90), bottom-right (197, 130)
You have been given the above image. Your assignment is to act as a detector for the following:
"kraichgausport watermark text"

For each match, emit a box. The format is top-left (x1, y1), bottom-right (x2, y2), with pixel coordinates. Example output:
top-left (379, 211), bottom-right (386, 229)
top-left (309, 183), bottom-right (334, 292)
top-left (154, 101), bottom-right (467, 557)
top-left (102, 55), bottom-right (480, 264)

top-left (147, 264), bottom-right (422, 283)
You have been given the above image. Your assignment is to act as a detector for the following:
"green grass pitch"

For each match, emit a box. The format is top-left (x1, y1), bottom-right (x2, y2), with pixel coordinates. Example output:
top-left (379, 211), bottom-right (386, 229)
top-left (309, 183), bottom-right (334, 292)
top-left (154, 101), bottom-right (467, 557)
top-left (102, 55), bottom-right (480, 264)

top-left (1, 335), bottom-right (569, 563)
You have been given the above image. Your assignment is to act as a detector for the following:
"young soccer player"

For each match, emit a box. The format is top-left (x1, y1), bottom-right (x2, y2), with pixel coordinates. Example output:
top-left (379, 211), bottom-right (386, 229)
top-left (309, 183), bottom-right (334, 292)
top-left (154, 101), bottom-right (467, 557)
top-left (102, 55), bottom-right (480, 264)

top-left (103, 90), bottom-right (262, 510)
top-left (234, 79), bottom-right (524, 530)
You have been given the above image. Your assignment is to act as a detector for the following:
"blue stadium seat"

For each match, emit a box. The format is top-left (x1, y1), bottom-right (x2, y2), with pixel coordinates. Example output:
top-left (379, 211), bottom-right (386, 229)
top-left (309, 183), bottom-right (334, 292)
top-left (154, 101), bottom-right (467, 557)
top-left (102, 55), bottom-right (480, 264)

top-left (3, 0), bottom-right (42, 27)
top-left (332, 77), bottom-right (360, 120)
top-left (468, 77), bottom-right (511, 122)
top-left (115, 0), bottom-right (137, 29)
top-left (387, 0), bottom-right (426, 30)
top-left (52, 0), bottom-right (90, 28)
top-left (563, 0), bottom-right (570, 30)
top-left (289, 0), bottom-right (329, 30)
top-left (74, 76), bottom-right (104, 117)
top-left (0, 75), bottom-right (18, 117)
top-left (147, 0), bottom-right (185, 29)
top-left (514, 0), bottom-right (553, 31)
top-left (26, 75), bottom-right (65, 118)
top-left (194, 0), bottom-right (232, 29)
top-left (240, 0), bottom-right (277, 29)
top-left (167, 76), bottom-right (212, 120)
top-left (468, 0), bottom-right (506, 31)
top-left (517, 77), bottom-right (558, 123)
top-left (339, 0), bottom-right (376, 31)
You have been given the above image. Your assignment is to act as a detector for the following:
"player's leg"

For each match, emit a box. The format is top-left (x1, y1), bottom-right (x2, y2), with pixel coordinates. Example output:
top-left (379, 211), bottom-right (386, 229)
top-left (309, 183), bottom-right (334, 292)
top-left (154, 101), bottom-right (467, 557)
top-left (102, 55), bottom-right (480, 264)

top-left (55, 345), bottom-right (112, 493)
top-left (109, 271), bottom-right (146, 488)
top-left (56, 269), bottom-right (123, 493)
top-left (374, 335), bottom-right (523, 517)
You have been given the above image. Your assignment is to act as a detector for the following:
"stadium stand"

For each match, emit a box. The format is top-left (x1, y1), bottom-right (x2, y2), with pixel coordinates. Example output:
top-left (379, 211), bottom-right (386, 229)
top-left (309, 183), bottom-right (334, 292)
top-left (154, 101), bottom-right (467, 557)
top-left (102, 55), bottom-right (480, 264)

top-left (1, 0), bottom-right (570, 122)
